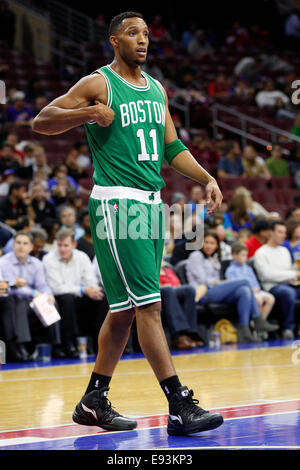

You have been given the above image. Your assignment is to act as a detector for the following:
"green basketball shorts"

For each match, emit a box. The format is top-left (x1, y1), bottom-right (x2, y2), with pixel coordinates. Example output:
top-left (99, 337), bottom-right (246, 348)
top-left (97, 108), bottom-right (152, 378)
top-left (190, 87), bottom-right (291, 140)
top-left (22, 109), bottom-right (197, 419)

top-left (88, 185), bottom-right (165, 312)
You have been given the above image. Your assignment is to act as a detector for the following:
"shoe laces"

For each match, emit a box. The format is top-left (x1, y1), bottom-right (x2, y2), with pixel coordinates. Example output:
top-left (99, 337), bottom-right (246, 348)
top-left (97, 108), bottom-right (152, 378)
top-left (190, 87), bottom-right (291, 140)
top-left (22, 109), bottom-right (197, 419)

top-left (95, 395), bottom-right (121, 420)
top-left (177, 389), bottom-right (207, 416)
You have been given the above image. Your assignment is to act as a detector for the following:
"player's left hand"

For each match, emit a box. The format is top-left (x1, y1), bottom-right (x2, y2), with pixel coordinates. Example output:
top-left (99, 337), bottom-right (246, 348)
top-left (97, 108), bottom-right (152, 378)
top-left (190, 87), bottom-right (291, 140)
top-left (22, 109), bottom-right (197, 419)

top-left (205, 180), bottom-right (223, 215)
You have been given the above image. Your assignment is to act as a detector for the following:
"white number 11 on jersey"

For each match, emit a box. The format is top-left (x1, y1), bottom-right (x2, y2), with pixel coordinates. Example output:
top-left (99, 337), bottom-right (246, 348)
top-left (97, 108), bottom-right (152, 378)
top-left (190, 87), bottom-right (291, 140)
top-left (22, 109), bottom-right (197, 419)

top-left (137, 128), bottom-right (159, 161)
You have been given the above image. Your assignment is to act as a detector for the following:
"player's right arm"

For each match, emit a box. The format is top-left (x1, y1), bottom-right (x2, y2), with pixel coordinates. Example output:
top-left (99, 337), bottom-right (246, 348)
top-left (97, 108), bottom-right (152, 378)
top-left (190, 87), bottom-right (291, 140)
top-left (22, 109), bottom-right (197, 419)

top-left (32, 74), bottom-right (114, 135)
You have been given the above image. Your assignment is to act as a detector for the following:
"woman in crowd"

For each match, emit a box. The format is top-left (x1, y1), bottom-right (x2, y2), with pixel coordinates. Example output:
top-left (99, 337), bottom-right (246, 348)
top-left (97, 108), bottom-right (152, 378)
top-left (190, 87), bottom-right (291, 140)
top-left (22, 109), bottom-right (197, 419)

top-left (186, 231), bottom-right (278, 343)
top-left (232, 186), bottom-right (279, 219)
top-left (223, 192), bottom-right (255, 238)
top-left (282, 218), bottom-right (300, 263)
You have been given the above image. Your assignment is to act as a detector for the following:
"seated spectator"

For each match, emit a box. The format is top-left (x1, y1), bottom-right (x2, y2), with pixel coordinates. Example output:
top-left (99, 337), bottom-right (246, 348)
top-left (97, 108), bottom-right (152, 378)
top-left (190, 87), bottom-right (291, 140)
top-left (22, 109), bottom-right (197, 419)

top-left (186, 185), bottom-right (205, 214)
top-left (17, 145), bottom-right (51, 180)
top-left (217, 140), bottom-right (245, 178)
top-left (291, 114), bottom-right (300, 137)
top-left (30, 182), bottom-right (56, 224)
top-left (245, 218), bottom-right (271, 258)
top-left (149, 14), bottom-right (170, 42)
top-left (236, 228), bottom-right (252, 243)
top-left (225, 243), bottom-right (276, 323)
top-left (232, 78), bottom-right (255, 98)
top-left (43, 228), bottom-right (109, 355)
top-left (255, 80), bottom-right (289, 108)
top-left (294, 195), bottom-right (300, 209)
top-left (3, 215), bottom-right (34, 254)
top-left (226, 21), bottom-right (250, 49)
top-left (275, 97), bottom-right (296, 120)
top-left (171, 192), bottom-right (187, 238)
top-left (265, 144), bottom-right (289, 177)
top-left (159, 259), bottom-right (205, 350)
top-left (286, 207), bottom-right (300, 223)
top-left (48, 164), bottom-right (80, 203)
top-left (32, 96), bottom-right (48, 117)
top-left (0, 222), bottom-right (12, 249)
top-left (41, 217), bottom-right (61, 252)
top-left (186, 231), bottom-right (276, 343)
top-left (188, 134), bottom-right (218, 163)
top-left (0, 169), bottom-right (15, 196)
top-left (282, 219), bottom-right (300, 263)
top-left (208, 73), bottom-right (230, 98)
top-left (0, 266), bottom-right (21, 362)
top-left (0, 143), bottom-right (23, 174)
top-left (23, 144), bottom-right (36, 167)
top-left (4, 133), bottom-right (25, 161)
top-left (7, 91), bottom-right (33, 126)
top-left (223, 193), bottom-right (255, 236)
top-left (0, 181), bottom-right (35, 230)
top-left (76, 210), bottom-right (95, 261)
top-left (242, 145), bottom-right (271, 179)
top-left (187, 29), bottom-right (214, 58)
top-left (207, 214), bottom-right (233, 261)
top-left (26, 76), bottom-right (49, 103)
top-left (59, 206), bottom-right (84, 241)
top-left (28, 169), bottom-right (50, 194)
top-left (0, 231), bottom-right (62, 361)
top-left (285, 10), bottom-right (300, 44)
top-left (142, 54), bottom-right (164, 82)
top-left (172, 114), bottom-right (190, 145)
top-left (254, 221), bottom-right (300, 339)
top-left (233, 186), bottom-right (279, 218)
top-left (74, 141), bottom-right (92, 169)
top-left (234, 56), bottom-right (262, 81)
top-left (63, 186), bottom-right (84, 219)
top-left (30, 227), bottom-right (48, 260)
top-left (65, 147), bottom-right (88, 182)
top-left (288, 146), bottom-right (300, 177)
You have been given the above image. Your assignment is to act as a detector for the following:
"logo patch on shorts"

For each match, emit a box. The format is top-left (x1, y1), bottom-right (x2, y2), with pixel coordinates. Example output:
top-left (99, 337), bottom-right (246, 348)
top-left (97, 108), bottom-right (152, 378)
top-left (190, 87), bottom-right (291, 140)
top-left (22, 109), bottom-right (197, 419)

top-left (113, 202), bottom-right (119, 213)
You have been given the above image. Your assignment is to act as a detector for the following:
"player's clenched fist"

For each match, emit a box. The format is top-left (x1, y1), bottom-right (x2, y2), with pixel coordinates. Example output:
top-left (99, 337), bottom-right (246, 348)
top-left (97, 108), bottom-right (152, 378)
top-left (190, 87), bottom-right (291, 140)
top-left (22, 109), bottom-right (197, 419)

top-left (90, 100), bottom-right (115, 127)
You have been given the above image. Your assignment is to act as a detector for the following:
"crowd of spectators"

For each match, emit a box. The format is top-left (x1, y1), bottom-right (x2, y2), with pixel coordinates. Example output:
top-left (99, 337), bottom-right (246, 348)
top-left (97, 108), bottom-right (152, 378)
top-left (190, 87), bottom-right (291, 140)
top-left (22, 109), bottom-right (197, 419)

top-left (0, 128), bottom-right (299, 361)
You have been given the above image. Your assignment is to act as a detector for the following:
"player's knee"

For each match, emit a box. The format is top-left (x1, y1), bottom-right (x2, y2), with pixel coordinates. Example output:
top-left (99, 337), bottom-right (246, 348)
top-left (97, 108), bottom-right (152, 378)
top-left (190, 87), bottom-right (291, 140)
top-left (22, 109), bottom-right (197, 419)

top-left (136, 301), bottom-right (161, 319)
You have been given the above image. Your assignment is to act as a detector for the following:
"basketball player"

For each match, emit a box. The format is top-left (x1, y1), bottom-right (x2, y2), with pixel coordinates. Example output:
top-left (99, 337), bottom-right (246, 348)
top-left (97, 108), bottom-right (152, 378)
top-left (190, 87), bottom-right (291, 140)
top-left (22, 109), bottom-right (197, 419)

top-left (32, 12), bottom-right (223, 436)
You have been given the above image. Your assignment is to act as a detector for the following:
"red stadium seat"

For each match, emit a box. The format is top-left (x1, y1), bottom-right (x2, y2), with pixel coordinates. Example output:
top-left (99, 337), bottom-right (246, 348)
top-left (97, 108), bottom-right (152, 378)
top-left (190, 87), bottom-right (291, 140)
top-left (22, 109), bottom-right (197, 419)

top-left (271, 176), bottom-right (295, 190)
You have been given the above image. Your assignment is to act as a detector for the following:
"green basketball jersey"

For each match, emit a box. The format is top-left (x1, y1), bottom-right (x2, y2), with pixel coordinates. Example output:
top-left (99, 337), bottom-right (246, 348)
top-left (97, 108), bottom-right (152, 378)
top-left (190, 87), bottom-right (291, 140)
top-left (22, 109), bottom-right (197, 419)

top-left (84, 65), bottom-right (166, 191)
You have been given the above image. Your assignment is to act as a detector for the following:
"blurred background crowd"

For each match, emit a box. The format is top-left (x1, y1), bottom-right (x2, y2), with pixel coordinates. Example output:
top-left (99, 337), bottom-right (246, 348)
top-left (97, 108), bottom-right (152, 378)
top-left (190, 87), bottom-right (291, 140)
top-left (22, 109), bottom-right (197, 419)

top-left (1, 0), bottom-right (300, 362)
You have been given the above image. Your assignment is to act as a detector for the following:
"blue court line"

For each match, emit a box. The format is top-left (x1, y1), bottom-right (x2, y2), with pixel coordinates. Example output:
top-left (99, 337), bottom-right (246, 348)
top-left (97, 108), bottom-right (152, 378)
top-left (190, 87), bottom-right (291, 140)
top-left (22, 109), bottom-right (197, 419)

top-left (0, 339), bottom-right (297, 371)
top-left (1, 411), bottom-right (299, 450)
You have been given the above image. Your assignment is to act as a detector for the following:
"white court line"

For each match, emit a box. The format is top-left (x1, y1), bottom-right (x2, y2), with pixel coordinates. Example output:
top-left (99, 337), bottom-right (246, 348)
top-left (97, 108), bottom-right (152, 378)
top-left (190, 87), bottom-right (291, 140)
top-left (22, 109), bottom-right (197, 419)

top-left (1, 406), bottom-right (300, 438)
top-left (1, 410), bottom-right (300, 449)
top-left (1, 363), bottom-right (299, 383)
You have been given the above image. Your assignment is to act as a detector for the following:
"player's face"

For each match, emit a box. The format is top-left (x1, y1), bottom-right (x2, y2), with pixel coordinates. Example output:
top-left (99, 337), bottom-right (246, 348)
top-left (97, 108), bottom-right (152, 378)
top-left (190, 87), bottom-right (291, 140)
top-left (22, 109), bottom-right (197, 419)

top-left (113, 17), bottom-right (149, 66)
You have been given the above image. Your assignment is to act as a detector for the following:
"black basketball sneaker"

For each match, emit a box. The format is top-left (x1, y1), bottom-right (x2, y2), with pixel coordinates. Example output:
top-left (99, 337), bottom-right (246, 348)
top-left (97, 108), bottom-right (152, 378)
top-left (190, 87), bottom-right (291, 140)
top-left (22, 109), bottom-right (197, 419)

top-left (72, 386), bottom-right (137, 431)
top-left (167, 386), bottom-right (224, 436)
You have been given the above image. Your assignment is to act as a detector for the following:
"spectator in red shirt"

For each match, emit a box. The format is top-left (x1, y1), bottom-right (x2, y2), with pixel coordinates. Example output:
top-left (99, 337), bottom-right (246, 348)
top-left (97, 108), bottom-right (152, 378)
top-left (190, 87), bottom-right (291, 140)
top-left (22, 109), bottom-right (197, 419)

top-left (245, 218), bottom-right (271, 258)
top-left (159, 259), bottom-right (206, 350)
top-left (5, 133), bottom-right (25, 163)
top-left (149, 15), bottom-right (169, 42)
top-left (208, 73), bottom-right (230, 98)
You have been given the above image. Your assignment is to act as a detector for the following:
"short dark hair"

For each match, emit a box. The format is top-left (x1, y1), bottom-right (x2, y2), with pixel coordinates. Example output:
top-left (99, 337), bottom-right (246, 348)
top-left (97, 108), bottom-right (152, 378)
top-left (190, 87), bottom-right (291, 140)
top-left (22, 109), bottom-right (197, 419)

top-left (109, 11), bottom-right (144, 36)
top-left (225, 140), bottom-right (239, 154)
top-left (286, 206), bottom-right (300, 219)
top-left (8, 181), bottom-right (25, 195)
top-left (252, 218), bottom-right (270, 234)
top-left (270, 220), bottom-right (286, 231)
